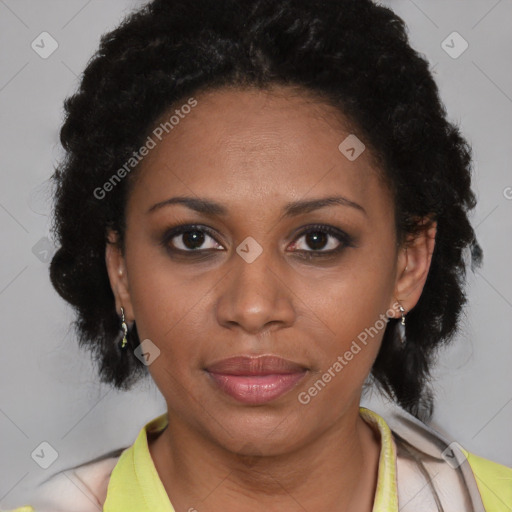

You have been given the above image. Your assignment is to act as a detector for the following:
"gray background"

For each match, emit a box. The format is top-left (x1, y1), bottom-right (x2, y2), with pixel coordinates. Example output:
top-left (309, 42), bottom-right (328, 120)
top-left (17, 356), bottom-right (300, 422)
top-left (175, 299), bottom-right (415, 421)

top-left (1, 0), bottom-right (511, 508)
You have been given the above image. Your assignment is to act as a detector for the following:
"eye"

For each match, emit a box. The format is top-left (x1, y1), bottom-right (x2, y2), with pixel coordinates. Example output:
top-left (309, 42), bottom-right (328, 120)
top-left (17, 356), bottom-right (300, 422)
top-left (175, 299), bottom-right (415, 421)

top-left (160, 223), bottom-right (354, 258)
top-left (288, 224), bottom-right (354, 256)
top-left (162, 224), bottom-right (224, 252)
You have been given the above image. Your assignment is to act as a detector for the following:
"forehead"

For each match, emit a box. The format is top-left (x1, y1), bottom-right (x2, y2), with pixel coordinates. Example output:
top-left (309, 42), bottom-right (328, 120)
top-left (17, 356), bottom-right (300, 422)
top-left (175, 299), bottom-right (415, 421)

top-left (127, 86), bottom-right (389, 218)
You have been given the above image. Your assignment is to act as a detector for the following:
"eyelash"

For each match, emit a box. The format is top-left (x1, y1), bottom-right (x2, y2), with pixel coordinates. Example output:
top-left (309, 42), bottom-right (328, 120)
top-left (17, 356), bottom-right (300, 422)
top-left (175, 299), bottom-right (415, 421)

top-left (160, 223), bottom-right (355, 259)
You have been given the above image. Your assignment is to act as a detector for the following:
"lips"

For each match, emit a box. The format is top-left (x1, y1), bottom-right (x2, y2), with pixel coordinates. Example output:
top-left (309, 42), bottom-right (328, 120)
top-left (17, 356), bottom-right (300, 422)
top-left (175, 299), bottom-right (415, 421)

top-left (205, 355), bottom-right (308, 375)
top-left (205, 355), bottom-right (308, 404)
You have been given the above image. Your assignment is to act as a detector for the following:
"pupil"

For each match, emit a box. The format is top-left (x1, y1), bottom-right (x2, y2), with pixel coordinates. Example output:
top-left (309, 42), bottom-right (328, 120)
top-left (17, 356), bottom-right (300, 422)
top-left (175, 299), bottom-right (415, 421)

top-left (183, 230), bottom-right (205, 249)
top-left (307, 232), bottom-right (327, 250)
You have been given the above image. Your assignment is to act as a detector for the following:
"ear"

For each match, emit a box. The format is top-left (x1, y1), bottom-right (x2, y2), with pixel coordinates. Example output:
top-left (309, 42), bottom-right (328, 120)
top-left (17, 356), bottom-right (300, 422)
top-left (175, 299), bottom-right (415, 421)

top-left (105, 229), bottom-right (135, 322)
top-left (390, 218), bottom-right (437, 316)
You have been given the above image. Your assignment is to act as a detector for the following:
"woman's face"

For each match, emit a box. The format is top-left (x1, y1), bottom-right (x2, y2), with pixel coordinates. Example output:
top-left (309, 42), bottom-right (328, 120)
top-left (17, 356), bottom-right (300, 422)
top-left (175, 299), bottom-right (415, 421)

top-left (107, 86), bottom-right (429, 454)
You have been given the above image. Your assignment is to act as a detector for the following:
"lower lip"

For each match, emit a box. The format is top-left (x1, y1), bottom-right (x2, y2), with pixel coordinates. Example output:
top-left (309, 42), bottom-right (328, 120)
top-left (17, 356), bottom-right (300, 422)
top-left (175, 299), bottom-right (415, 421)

top-left (206, 372), bottom-right (307, 404)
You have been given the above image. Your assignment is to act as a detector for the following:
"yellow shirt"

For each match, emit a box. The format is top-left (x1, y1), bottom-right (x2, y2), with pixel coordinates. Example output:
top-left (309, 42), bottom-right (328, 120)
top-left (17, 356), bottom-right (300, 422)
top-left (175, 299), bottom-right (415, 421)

top-left (7, 407), bottom-right (512, 511)
top-left (102, 407), bottom-right (400, 511)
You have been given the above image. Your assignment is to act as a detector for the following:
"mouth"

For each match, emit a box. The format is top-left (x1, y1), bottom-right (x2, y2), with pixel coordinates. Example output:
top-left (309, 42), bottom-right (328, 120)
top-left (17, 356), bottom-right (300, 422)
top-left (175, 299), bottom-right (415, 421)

top-left (204, 355), bottom-right (309, 405)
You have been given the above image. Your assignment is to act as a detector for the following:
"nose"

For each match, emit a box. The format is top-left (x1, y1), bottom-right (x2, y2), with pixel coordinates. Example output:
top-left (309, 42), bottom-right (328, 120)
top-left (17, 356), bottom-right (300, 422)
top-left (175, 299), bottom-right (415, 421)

top-left (216, 245), bottom-right (296, 335)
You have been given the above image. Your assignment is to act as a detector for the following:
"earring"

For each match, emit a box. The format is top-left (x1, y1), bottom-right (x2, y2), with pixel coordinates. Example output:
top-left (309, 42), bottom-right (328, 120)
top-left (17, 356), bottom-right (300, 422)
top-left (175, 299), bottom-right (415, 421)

top-left (397, 304), bottom-right (407, 345)
top-left (120, 306), bottom-right (128, 349)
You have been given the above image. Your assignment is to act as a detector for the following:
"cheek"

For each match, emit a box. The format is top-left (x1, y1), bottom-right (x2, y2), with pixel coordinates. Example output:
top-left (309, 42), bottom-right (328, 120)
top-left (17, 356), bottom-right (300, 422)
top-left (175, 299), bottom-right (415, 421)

top-left (123, 241), bottom-right (196, 350)
top-left (130, 275), bottom-right (204, 351)
top-left (316, 245), bottom-right (395, 331)
top-left (126, 261), bottom-right (207, 397)
top-left (298, 286), bottom-right (390, 412)
top-left (306, 244), bottom-right (396, 374)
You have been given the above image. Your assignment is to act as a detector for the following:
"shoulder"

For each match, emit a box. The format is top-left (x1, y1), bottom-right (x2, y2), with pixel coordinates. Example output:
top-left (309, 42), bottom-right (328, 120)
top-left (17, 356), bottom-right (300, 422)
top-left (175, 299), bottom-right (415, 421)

top-left (7, 449), bottom-right (125, 512)
top-left (464, 447), bottom-right (512, 478)
top-left (364, 401), bottom-right (512, 511)
top-left (463, 448), bottom-right (512, 511)
top-left (5, 414), bottom-right (167, 512)
top-left (0, 507), bottom-right (35, 512)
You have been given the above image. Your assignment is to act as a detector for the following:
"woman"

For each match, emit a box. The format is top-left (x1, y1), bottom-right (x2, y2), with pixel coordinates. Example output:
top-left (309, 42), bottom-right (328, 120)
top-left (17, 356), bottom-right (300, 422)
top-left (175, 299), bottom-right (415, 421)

top-left (9, 0), bottom-right (511, 510)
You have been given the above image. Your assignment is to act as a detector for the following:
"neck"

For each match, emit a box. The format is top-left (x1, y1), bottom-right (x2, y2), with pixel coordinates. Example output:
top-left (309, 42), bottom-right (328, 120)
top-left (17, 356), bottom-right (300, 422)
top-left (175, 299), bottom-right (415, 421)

top-left (149, 402), bottom-right (380, 512)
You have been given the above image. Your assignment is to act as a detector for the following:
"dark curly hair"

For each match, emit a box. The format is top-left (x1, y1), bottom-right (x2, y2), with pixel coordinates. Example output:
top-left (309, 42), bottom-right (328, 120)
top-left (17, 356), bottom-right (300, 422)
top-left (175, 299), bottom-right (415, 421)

top-left (49, 0), bottom-right (482, 421)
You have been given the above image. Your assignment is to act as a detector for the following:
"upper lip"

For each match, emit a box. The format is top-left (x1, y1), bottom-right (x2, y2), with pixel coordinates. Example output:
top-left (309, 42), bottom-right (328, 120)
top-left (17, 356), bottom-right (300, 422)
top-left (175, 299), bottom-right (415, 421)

top-left (205, 355), bottom-right (308, 376)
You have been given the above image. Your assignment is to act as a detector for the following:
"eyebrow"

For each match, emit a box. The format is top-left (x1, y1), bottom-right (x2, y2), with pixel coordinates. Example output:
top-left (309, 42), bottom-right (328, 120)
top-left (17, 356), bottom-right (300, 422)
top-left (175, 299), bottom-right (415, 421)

top-left (146, 195), bottom-right (366, 217)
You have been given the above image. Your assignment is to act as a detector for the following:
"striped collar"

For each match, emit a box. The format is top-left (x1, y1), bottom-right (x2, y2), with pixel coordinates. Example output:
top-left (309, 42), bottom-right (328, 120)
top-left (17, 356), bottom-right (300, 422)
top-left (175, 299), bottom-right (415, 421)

top-left (103, 407), bottom-right (398, 511)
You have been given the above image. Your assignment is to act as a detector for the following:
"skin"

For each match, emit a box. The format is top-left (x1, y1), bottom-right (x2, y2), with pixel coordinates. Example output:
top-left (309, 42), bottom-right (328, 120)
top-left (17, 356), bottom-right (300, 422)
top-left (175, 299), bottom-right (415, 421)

top-left (105, 85), bottom-right (436, 512)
